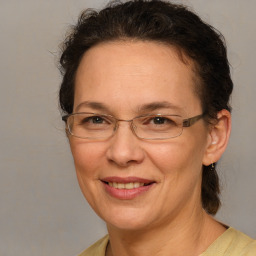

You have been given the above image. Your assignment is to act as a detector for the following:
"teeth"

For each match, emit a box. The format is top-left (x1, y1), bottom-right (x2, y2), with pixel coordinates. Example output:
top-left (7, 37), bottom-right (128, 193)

top-left (118, 183), bottom-right (125, 189)
top-left (108, 182), bottom-right (145, 189)
top-left (125, 183), bottom-right (134, 189)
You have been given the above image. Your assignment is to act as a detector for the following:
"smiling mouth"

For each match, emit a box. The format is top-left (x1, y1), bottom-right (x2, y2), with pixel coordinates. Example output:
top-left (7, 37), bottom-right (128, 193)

top-left (103, 181), bottom-right (154, 189)
top-left (101, 177), bottom-right (156, 199)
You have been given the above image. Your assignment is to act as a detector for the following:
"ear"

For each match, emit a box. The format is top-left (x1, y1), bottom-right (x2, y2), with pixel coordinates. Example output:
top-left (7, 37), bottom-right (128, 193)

top-left (202, 109), bottom-right (231, 166)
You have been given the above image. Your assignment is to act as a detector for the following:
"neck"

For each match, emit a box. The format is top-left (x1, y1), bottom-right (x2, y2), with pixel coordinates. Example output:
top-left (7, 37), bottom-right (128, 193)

top-left (106, 208), bottom-right (226, 256)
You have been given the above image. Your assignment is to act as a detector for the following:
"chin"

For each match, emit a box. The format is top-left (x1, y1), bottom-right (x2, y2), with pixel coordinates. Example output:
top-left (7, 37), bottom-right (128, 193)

top-left (100, 206), bottom-right (154, 231)
top-left (107, 219), bottom-right (149, 231)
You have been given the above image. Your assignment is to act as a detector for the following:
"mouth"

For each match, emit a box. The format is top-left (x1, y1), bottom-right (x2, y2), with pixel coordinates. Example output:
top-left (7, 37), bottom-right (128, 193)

top-left (101, 176), bottom-right (156, 199)
top-left (102, 181), bottom-right (154, 189)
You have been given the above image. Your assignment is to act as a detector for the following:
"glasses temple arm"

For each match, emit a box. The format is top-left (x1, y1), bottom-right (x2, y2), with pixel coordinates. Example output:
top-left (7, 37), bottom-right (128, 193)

top-left (183, 114), bottom-right (204, 127)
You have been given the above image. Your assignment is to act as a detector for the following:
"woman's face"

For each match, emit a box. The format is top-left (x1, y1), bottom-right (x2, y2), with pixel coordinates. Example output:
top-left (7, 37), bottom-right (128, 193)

top-left (69, 41), bottom-right (212, 230)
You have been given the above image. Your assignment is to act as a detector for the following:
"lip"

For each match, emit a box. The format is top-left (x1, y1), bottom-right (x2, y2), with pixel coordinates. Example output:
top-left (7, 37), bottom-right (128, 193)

top-left (101, 176), bottom-right (155, 184)
top-left (101, 176), bottom-right (156, 200)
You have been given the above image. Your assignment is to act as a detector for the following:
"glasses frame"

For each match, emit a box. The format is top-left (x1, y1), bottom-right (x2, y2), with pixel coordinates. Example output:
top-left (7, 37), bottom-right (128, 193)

top-left (62, 112), bottom-right (204, 140)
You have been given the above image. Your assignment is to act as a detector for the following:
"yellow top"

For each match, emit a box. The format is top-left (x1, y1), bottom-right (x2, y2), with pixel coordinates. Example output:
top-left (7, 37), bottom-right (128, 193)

top-left (78, 227), bottom-right (256, 256)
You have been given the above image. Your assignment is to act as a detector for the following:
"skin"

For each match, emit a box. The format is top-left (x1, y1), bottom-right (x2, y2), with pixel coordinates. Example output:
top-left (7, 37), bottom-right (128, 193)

top-left (69, 41), bottom-right (231, 256)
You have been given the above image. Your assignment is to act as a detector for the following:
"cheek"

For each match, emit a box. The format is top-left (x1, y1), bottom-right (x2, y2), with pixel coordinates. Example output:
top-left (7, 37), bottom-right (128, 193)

top-left (144, 137), bottom-right (207, 211)
top-left (69, 140), bottom-right (108, 208)
top-left (145, 136), bottom-right (207, 178)
top-left (69, 139), bottom-right (106, 179)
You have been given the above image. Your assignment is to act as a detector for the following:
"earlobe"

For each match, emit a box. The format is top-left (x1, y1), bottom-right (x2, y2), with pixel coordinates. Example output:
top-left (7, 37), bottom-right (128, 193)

top-left (203, 109), bottom-right (231, 166)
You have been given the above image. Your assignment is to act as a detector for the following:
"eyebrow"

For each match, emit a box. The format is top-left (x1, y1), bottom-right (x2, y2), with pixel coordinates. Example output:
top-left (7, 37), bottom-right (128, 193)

top-left (137, 101), bottom-right (182, 112)
top-left (75, 100), bottom-right (182, 113)
top-left (75, 101), bottom-right (109, 112)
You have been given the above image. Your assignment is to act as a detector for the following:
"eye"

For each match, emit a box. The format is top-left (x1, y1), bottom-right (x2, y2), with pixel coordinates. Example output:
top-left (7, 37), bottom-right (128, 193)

top-left (78, 115), bottom-right (111, 126)
top-left (87, 116), bottom-right (105, 124)
top-left (138, 115), bottom-right (178, 129)
top-left (151, 116), bottom-right (168, 125)
top-left (147, 116), bottom-right (176, 126)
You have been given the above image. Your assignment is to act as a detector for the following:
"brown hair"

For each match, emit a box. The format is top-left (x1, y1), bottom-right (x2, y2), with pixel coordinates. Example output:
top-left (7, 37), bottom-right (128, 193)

top-left (59, 0), bottom-right (233, 214)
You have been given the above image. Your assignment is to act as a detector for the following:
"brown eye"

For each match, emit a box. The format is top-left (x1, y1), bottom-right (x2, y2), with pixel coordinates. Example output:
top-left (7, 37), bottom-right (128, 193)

top-left (89, 116), bottom-right (105, 124)
top-left (80, 116), bottom-right (107, 125)
top-left (152, 116), bottom-right (167, 125)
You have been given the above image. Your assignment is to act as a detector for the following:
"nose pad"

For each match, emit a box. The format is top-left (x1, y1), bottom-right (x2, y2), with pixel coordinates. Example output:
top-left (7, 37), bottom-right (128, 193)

top-left (112, 120), bottom-right (135, 136)
top-left (130, 122), bottom-right (138, 137)
top-left (113, 123), bottom-right (119, 132)
top-left (106, 122), bottom-right (145, 167)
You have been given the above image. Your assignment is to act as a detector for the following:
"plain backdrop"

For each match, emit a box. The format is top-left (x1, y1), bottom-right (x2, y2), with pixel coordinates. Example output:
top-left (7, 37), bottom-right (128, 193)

top-left (0, 1), bottom-right (255, 255)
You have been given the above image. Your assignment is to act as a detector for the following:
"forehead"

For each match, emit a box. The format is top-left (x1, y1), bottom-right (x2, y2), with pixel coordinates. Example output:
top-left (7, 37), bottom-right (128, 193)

top-left (74, 40), bottom-right (201, 116)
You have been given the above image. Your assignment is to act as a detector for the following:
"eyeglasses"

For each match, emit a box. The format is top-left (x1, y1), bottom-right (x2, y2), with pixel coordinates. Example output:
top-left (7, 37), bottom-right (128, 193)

top-left (62, 112), bottom-right (204, 140)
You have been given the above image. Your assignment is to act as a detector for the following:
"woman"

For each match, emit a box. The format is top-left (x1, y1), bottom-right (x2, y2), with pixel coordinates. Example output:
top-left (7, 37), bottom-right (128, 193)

top-left (59, 0), bottom-right (256, 255)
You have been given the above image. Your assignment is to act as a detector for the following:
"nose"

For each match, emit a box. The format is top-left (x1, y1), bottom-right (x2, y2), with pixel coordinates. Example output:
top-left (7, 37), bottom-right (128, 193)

top-left (106, 122), bottom-right (145, 167)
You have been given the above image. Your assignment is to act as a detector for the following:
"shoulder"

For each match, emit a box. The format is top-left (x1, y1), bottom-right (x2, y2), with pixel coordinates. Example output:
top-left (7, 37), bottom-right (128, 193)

top-left (77, 235), bottom-right (109, 256)
top-left (202, 227), bottom-right (256, 256)
top-left (228, 228), bottom-right (256, 255)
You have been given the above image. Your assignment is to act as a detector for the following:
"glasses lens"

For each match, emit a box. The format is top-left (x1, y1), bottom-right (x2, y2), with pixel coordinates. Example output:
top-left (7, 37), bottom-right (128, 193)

top-left (133, 115), bottom-right (183, 139)
top-left (67, 113), bottom-right (115, 139)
